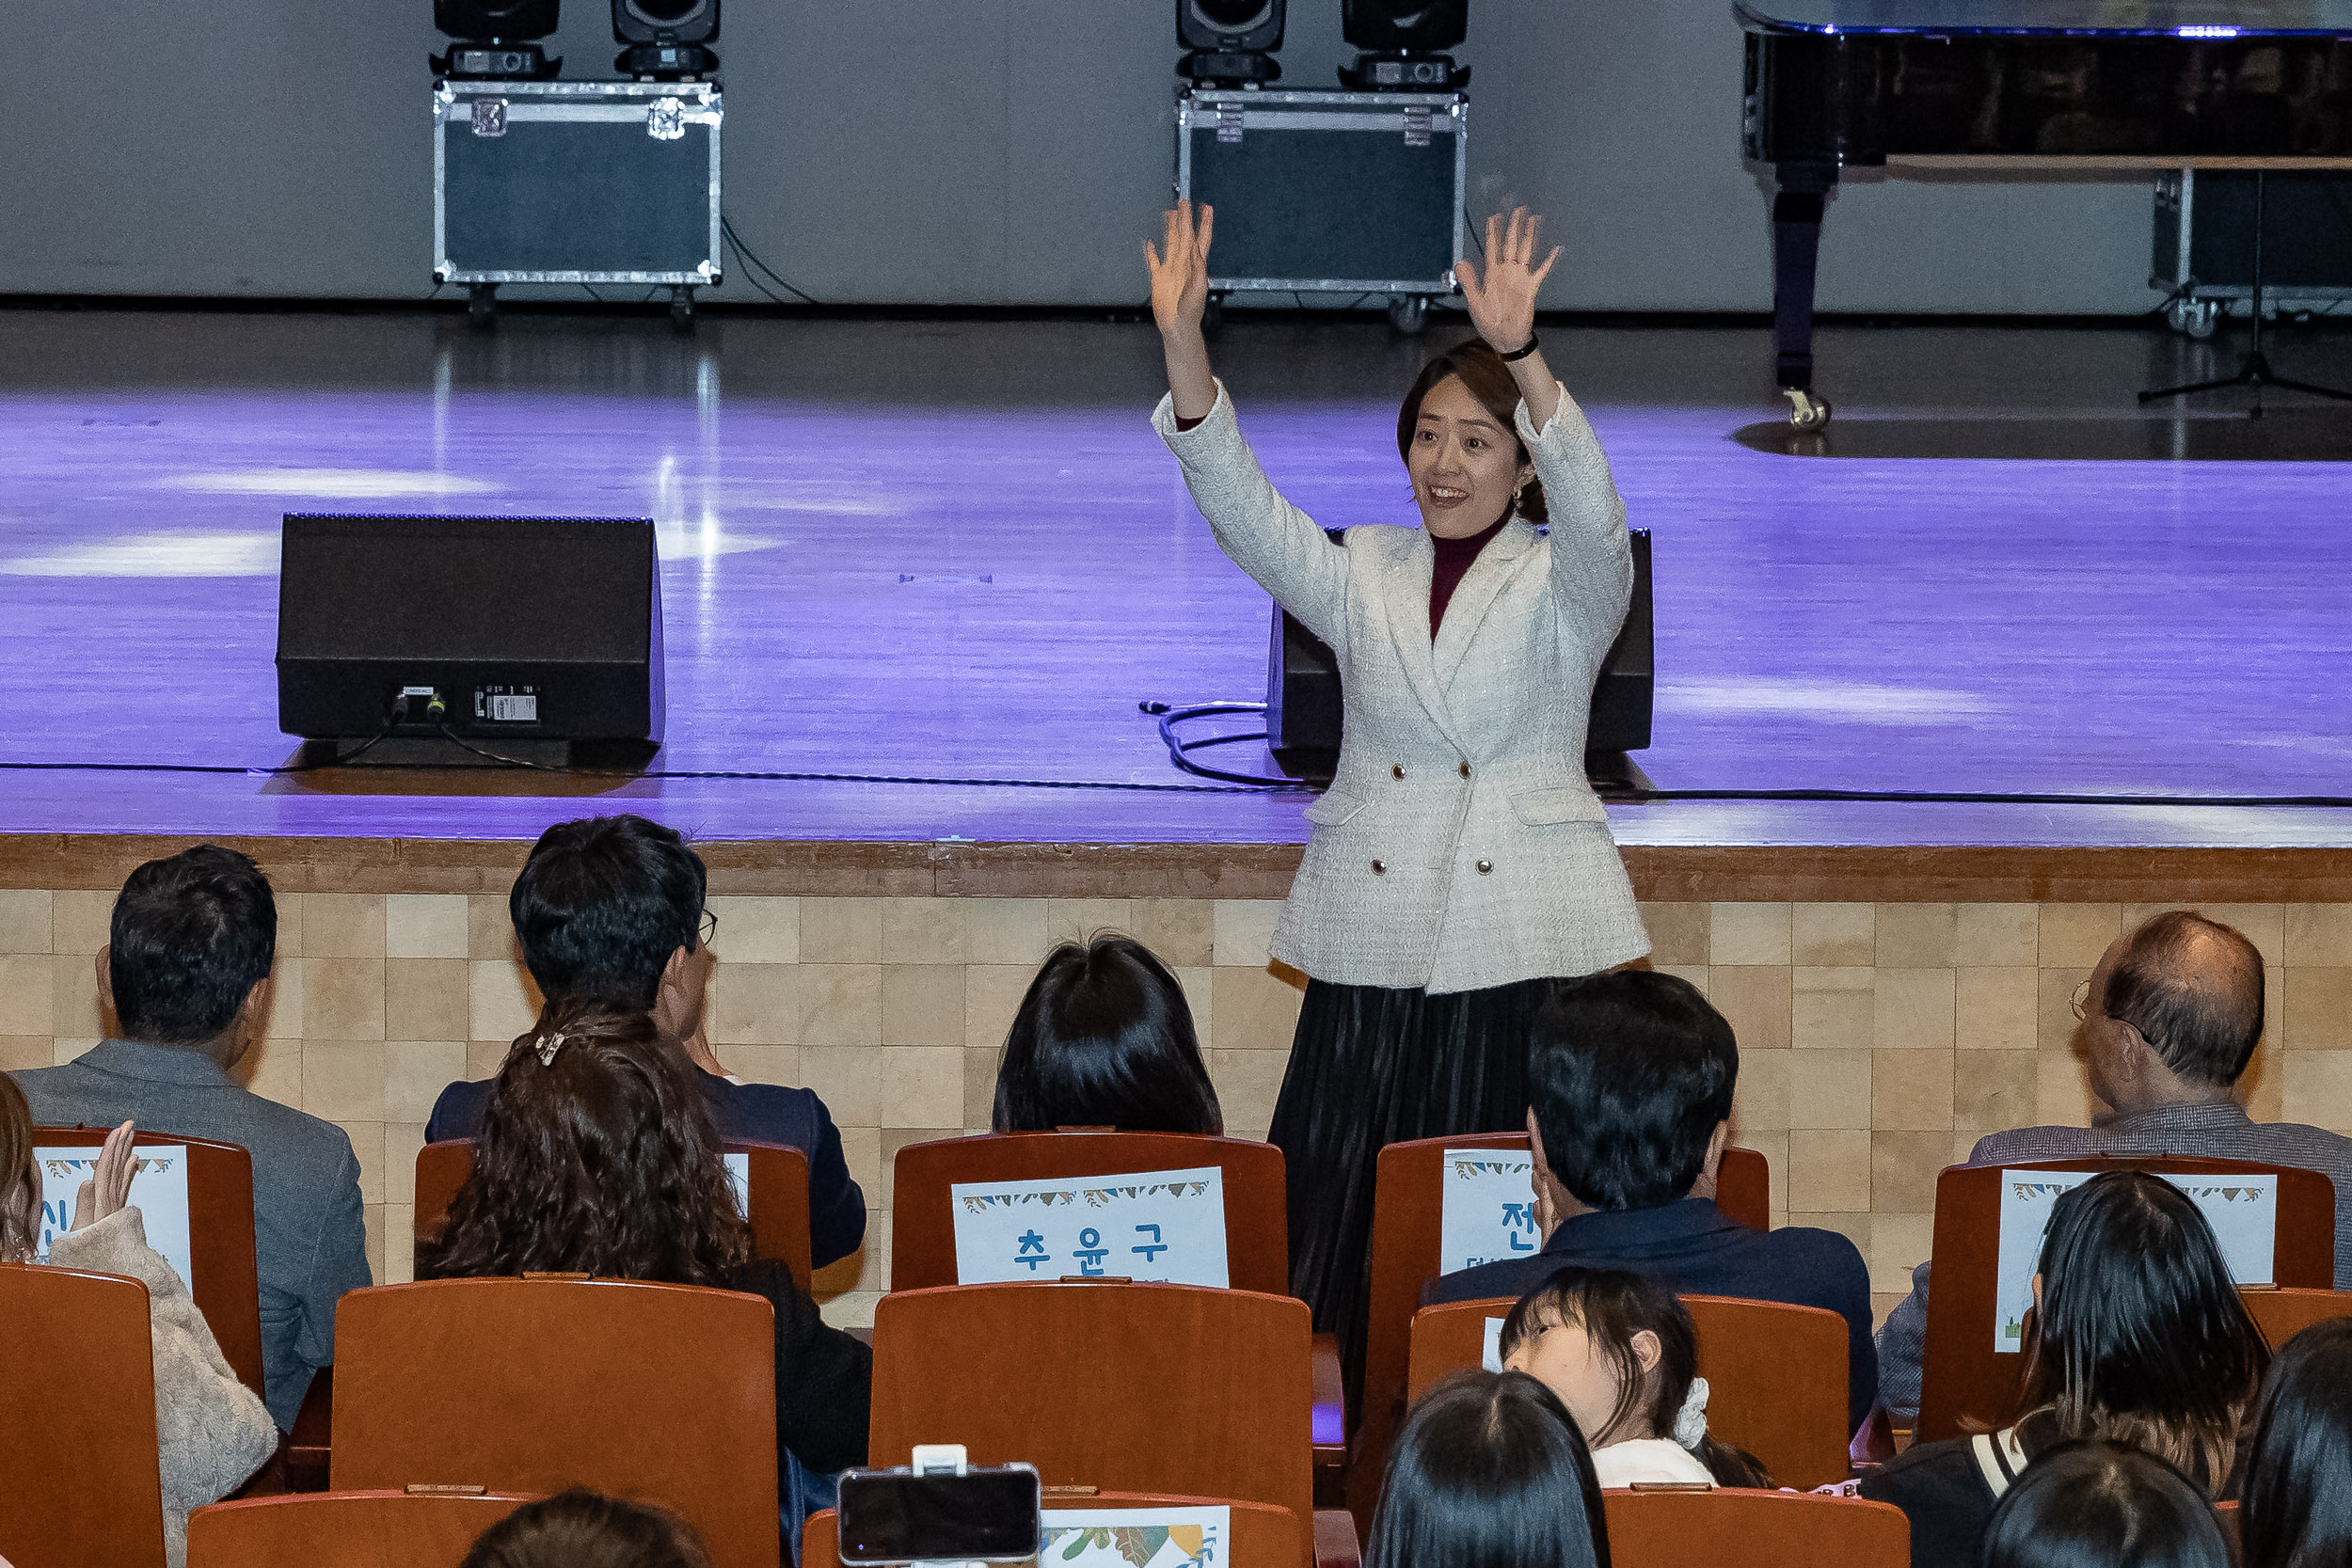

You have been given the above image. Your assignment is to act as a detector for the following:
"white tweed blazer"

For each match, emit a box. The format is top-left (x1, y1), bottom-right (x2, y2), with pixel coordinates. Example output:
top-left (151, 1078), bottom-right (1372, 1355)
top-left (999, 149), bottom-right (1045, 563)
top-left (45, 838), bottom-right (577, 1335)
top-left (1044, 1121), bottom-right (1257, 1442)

top-left (1154, 379), bottom-right (1650, 994)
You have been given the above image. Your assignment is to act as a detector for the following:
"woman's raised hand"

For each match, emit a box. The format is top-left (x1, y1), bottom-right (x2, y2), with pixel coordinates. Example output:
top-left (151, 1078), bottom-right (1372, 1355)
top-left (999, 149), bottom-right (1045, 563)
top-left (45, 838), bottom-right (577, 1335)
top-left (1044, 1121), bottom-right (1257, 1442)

top-left (1458, 207), bottom-right (1559, 355)
top-left (71, 1119), bottom-right (138, 1232)
top-left (1146, 200), bottom-right (1216, 340)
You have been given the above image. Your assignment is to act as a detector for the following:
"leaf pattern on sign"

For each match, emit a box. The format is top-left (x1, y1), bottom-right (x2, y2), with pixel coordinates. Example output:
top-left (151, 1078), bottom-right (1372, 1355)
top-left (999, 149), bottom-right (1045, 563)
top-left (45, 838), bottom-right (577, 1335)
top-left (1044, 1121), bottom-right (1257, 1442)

top-left (1049, 1525), bottom-right (1204, 1568)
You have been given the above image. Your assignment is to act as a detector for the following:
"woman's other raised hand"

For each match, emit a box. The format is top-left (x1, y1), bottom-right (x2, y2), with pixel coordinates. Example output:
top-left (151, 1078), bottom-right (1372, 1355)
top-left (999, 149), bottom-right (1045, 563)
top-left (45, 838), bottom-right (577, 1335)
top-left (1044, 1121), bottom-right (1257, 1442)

top-left (1458, 207), bottom-right (1558, 355)
top-left (1146, 201), bottom-right (1219, 421)
top-left (1458, 207), bottom-right (1565, 431)
top-left (71, 1118), bottom-right (138, 1232)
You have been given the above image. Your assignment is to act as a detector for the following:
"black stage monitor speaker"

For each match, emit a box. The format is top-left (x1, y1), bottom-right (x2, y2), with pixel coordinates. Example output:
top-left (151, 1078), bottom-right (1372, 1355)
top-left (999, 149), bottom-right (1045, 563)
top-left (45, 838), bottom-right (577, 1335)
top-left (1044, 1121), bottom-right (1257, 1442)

top-left (277, 515), bottom-right (664, 751)
top-left (1267, 528), bottom-right (1651, 786)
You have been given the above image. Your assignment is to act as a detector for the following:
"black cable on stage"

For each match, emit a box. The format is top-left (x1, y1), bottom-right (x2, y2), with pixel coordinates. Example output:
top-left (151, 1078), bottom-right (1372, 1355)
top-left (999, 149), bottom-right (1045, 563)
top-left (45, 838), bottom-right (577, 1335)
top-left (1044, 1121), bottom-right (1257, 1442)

top-left (719, 216), bottom-right (823, 307)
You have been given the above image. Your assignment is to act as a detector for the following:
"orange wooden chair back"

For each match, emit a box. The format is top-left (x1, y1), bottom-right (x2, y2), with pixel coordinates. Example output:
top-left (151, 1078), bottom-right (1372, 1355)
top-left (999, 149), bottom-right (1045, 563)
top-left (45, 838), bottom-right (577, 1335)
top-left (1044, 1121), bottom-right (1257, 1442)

top-left (2242, 1287), bottom-right (2352, 1348)
top-left (1917, 1157), bottom-right (2337, 1441)
top-left (889, 1132), bottom-right (1289, 1292)
top-left (329, 1277), bottom-right (781, 1568)
top-left (414, 1137), bottom-right (814, 1290)
top-left (871, 1283), bottom-right (1314, 1524)
top-left (803, 1495), bottom-right (1308, 1568)
top-left (1352, 1133), bottom-right (1772, 1522)
top-left (0, 1262), bottom-right (167, 1568)
top-left (31, 1124), bottom-right (265, 1399)
top-left (186, 1490), bottom-right (536, 1568)
top-left (1405, 1291), bottom-right (1851, 1490)
top-left (1602, 1489), bottom-right (1908, 1568)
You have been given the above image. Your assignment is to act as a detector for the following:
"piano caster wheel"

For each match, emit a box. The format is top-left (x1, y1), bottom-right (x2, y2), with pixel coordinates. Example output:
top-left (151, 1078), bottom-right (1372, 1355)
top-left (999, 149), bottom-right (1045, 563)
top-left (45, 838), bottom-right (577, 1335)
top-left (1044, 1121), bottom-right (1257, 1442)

top-left (1388, 294), bottom-right (1428, 336)
top-left (1784, 388), bottom-right (1833, 431)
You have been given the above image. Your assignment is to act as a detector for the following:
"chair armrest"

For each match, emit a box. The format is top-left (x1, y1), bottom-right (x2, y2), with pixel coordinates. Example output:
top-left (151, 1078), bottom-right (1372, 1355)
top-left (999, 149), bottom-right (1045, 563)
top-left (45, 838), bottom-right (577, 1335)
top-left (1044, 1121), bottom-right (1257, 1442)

top-left (287, 1365), bottom-right (334, 1494)
top-left (1850, 1406), bottom-right (1897, 1471)
top-left (1312, 1508), bottom-right (1362, 1568)
top-left (1311, 1333), bottom-right (1346, 1467)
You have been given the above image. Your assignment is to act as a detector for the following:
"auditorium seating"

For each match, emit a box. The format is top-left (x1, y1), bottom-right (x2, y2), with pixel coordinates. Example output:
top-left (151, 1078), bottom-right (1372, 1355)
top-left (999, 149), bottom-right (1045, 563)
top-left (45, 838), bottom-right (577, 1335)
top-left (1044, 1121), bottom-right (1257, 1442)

top-left (30, 1124), bottom-right (267, 1399)
top-left (328, 1276), bottom-right (781, 1568)
top-left (803, 1494), bottom-right (1310, 1568)
top-left (888, 1131), bottom-right (1343, 1465)
top-left (1602, 1488), bottom-right (1909, 1568)
top-left (2242, 1286), bottom-right (2352, 1346)
top-left (1915, 1156), bottom-right (2337, 1441)
top-left (0, 1260), bottom-right (170, 1568)
top-left (413, 1137), bottom-right (815, 1289)
top-left (868, 1281), bottom-right (1358, 1566)
top-left (1350, 1132), bottom-right (1772, 1522)
top-left (1404, 1292), bottom-right (1854, 1489)
top-left (186, 1488), bottom-right (536, 1568)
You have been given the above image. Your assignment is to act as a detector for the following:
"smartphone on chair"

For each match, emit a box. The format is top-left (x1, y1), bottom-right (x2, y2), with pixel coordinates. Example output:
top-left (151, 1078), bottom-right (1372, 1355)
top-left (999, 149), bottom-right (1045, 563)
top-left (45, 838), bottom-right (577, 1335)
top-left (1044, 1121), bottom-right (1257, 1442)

top-left (835, 1448), bottom-right (1043, 1566)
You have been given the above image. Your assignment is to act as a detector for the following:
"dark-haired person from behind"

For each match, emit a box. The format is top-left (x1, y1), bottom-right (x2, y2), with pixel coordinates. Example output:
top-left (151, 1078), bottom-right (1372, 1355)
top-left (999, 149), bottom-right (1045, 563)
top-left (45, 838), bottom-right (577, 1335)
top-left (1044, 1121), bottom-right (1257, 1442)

top-left (1979, 1442), bottom-right (2231, 1568)
top-left (992, 936), bottom-right (1222, 1134)
top-left (422, 814), bottom-right (865, 1268)
top-left (2238, 1318), bottom-right (2352, 1568)
top-left (1878, 910), bottom-right (2352, 1422)
top-left (1427, 969), bottom-right (1877, 1433)
top-left (463, 1489), bottom-right (712, 1568)
top-left (1860, 1170), bottom-right (2267, 1568)
top-left (1366, 1370), bottom-right (1611, 1568)
top-left (417, 1002), bottom-right (872, 1486)
top-left (7, 844), bottom-right (370, 1429)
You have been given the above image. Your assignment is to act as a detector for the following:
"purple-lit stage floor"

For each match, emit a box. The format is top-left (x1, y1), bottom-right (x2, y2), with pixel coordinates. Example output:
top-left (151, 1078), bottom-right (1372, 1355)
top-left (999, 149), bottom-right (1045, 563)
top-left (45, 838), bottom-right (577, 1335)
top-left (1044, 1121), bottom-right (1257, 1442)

top-left (1, 306), bottom-right (2348, 849)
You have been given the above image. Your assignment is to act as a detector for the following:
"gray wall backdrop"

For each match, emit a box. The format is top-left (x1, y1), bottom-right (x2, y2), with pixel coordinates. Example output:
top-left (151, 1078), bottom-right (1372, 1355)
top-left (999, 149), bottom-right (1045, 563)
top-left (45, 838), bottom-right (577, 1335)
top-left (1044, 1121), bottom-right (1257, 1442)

top-left (0, 1), bottom-right (2162, 313)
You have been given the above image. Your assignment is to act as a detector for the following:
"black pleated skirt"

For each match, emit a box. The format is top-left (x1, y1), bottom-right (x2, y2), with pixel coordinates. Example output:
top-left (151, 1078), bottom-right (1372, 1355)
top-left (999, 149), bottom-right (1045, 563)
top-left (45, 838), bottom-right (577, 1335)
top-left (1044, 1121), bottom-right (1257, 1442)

top-left (1267, 974), bottom-right (1559, 1389)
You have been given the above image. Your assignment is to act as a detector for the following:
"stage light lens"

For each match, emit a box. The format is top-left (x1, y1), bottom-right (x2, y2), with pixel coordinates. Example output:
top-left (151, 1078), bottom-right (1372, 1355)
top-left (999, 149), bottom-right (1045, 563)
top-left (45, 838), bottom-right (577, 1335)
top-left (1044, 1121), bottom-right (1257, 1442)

top-left (1194, 0), bottom-right (1276, 27)
top-left (626, 0), bottom-right (708, 23)
top-left (435, 0), bottom-right (561, 40)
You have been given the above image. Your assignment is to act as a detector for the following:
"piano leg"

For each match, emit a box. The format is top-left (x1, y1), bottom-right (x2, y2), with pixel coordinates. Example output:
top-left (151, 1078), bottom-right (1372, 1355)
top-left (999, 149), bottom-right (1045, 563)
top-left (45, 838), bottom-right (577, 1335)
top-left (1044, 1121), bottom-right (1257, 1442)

top-left (1772, 163), bottom-right (1838, 429)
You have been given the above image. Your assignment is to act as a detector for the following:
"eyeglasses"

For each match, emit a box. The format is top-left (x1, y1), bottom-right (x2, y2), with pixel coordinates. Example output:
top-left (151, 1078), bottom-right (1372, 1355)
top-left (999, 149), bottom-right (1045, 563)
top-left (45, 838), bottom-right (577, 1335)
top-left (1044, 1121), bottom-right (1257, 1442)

top-left (699, 909), bottom-right (719, 947)
top-left (2070, 979), bottom-right (2092, 1021)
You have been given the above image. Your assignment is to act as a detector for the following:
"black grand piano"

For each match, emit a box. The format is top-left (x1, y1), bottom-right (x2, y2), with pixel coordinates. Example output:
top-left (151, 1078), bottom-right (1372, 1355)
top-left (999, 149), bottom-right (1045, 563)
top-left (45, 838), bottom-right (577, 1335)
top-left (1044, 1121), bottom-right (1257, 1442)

top-left (1740, 1), bottom-right (2352, 425)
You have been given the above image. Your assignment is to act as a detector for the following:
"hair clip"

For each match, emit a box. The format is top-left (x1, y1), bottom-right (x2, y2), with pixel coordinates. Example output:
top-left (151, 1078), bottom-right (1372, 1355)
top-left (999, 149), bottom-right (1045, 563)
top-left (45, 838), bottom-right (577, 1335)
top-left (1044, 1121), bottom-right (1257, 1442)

top-left (534, 1030), bottom-right (570, 1068)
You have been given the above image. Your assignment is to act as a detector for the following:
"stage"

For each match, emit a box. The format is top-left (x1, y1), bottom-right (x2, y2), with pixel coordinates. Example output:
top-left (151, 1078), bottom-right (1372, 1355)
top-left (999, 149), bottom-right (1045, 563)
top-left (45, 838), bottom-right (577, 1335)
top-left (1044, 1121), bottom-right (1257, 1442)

top-left (2, 303), bottom-right (2349, 1321)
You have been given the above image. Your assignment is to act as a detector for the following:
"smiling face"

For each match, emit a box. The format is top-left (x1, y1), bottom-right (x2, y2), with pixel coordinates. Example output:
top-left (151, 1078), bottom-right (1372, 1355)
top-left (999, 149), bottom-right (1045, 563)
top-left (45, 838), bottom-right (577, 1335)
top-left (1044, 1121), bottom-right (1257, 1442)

top-left (1406, 374), bottom-right (1535, 540)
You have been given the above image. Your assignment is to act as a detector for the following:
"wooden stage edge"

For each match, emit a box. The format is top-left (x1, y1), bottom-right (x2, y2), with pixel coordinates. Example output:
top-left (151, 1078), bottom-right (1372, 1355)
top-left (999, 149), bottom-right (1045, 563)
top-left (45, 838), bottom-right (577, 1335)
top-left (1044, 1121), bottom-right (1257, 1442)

top-left (4, 834), bottom-right (2351, 905)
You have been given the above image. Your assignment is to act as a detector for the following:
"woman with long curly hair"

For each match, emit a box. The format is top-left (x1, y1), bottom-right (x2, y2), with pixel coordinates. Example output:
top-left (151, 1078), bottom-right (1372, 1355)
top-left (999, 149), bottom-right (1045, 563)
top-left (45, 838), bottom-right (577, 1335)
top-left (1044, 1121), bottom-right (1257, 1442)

top-left (417, 1001), bottom-right (871, 1481)
top-left (1861, 1170), bottom-right (2269, 1568)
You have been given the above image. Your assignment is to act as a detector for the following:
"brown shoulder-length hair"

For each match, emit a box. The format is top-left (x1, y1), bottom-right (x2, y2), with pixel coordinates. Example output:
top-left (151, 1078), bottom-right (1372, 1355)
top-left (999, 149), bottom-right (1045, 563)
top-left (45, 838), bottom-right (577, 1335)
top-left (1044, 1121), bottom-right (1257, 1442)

top-left (2014, 1169), bottom-right (2270, 1494)
top-left (416, 1001), bottom-right (751, 1289)
top-left (0, 1070), bottom-right (37, 1262)
top-left (1394, 339), bottom-right (1549, 526)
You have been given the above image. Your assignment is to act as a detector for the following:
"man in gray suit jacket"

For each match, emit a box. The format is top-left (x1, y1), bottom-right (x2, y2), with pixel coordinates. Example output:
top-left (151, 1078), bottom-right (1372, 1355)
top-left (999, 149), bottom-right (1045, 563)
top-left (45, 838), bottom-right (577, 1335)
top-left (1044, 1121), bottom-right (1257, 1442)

top-left (1875, 909), bottom-right (2352, 1421)
top-left (11, 846), bottom-right (371, 1429)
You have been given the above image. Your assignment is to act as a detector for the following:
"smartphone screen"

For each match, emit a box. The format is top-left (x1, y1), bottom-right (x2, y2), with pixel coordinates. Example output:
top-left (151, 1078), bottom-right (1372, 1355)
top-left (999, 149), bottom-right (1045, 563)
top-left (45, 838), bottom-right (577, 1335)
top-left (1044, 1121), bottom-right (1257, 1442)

top-left (836, 1468), bottom-right (1043, 1564)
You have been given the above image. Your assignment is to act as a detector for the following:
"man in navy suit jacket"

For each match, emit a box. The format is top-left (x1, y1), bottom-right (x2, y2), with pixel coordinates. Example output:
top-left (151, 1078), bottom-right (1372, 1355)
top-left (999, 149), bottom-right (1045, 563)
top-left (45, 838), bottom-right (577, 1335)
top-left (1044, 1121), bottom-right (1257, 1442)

top-left (423, 815), bottom-right (865, 1268)
top-left (1427, 970), bottom-right (1878, 1433)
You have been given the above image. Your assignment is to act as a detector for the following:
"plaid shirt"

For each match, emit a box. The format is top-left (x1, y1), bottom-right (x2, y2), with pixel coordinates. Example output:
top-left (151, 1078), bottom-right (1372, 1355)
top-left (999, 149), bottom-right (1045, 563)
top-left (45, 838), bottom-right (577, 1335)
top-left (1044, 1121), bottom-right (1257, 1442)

top-left (1874, 1099), bottom-right (2352, 1419)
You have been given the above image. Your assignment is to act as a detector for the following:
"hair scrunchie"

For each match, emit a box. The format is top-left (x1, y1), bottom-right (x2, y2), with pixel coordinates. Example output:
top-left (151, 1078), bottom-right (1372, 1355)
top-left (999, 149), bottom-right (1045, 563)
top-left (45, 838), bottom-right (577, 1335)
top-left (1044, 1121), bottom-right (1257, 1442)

top-left (1673, 1376), bottom-right (1710, 1450)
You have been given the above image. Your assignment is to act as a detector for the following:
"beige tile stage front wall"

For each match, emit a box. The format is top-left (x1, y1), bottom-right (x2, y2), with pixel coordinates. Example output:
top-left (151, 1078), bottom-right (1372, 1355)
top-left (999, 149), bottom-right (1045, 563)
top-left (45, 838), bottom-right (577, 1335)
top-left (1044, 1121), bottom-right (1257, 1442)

top-left (4, 890), bottom-right (2348, 1331)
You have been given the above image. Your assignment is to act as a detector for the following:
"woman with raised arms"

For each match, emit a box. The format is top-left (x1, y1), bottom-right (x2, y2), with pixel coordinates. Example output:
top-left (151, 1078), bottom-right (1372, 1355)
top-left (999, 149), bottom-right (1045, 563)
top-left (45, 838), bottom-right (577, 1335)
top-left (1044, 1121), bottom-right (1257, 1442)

top-left (1146, 203), bottom-right (1650, 1370)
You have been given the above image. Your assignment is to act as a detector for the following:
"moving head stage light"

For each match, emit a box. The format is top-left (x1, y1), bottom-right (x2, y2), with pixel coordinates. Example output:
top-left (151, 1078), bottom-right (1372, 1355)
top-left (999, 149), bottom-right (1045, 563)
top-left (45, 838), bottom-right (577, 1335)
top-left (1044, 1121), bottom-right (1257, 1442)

top-left (1179, 0), bottom-right (1284, 86)
top-left (615, 0), bottom-right (719, 81)
top-left (1341, 0), bottom-right (1470, 89)
top-left (433, 0), bottom-right (563, 80)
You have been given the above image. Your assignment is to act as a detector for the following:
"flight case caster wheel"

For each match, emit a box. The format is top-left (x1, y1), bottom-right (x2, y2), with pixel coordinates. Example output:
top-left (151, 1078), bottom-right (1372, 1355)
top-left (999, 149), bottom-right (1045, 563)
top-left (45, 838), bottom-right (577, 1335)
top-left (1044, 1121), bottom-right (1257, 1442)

top-left (2185, 299), bottom-right (2220, 340)
top-left (670, 286), bottom-right (695, 330)
top-left (468, 283), bottom-right (497, 329)
top-left (1783, 388), bottom-right (1832, 430)
top-left (1388, 293), bottom-right (1429, 335)
top-left (1202, 292), bottom-right (1226, 335)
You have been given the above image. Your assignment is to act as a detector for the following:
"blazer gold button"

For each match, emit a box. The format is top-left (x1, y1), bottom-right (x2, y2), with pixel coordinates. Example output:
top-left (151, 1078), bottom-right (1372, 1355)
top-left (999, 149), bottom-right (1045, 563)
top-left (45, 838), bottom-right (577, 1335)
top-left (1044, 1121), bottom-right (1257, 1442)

top-left (1459, 762), bottom-right (1471, 779)
top-left (1477, 859), bottom-right (1493, 874)
top-left (1372, 860), bottom-right (1387, 875)
top-left (1391, 764), bottom-right (1405, 780)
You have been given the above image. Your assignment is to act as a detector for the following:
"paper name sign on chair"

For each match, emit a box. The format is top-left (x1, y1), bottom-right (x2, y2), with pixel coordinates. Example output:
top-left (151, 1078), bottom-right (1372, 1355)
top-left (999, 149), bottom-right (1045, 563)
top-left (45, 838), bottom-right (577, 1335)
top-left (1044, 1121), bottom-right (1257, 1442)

top-left (35, 1144), bottom-right (196, 1285)
top-left (1994, 1168), bottom-right (2278, 1352)
top-left (1482, 1315), bottom-right (1506, 1372)
top-left (949, 1165), bottom-right (1229, 1287)
top-left (723, 1150), bottom-right (750, 1218)
top-left (1042, 1504), bottom-right (1230, 1568)
top-left (1438, 1148), bottom-right (1541, 1273)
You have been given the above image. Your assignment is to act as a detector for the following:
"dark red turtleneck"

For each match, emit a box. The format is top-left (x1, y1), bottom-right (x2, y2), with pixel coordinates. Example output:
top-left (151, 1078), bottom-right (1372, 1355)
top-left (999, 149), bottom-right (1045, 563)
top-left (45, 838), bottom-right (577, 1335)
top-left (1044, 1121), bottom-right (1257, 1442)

top-left (1429, 518), bottom-right (1508, 639)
